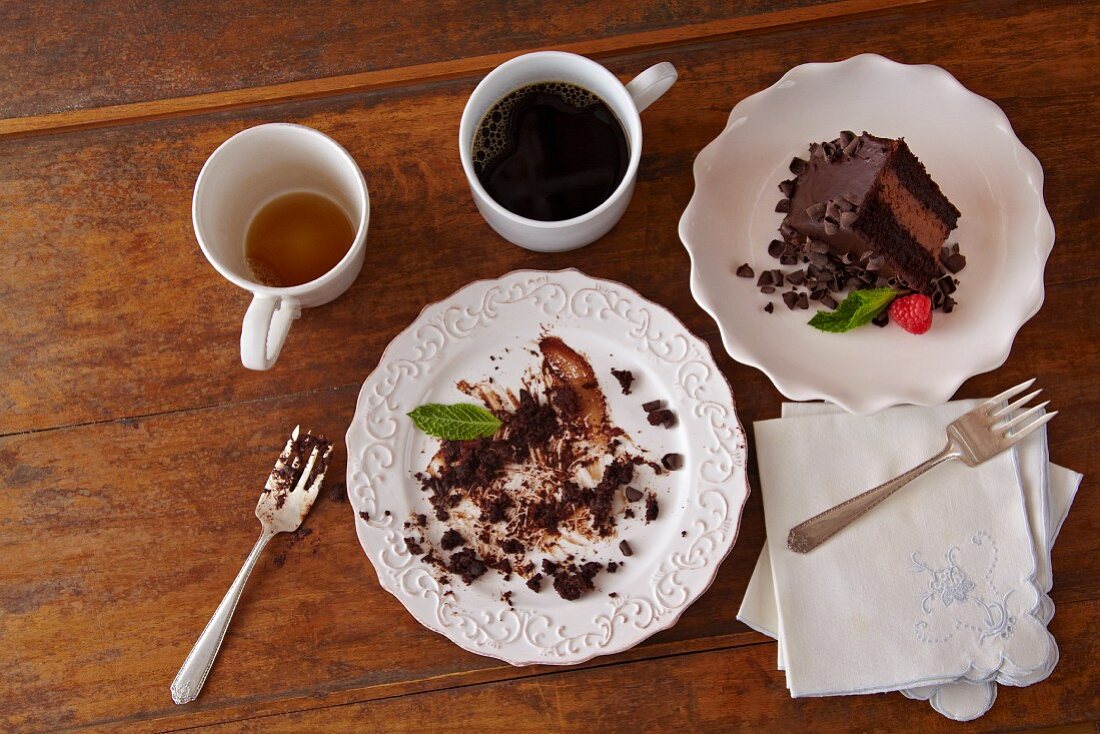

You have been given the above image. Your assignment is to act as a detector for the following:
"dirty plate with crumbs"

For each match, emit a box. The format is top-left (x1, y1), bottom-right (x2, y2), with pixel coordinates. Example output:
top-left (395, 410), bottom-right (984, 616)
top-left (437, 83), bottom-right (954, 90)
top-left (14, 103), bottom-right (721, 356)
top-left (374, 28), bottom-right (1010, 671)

top-left (345, 269), bottom-right (749, 665)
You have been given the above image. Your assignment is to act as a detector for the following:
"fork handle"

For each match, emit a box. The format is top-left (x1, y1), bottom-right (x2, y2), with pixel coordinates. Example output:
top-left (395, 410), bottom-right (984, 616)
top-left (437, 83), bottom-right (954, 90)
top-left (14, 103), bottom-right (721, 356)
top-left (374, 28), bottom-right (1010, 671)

top-left (787, 444), bottom-right (959, 553)
top-left (171, 528), bottom-right (276, 704)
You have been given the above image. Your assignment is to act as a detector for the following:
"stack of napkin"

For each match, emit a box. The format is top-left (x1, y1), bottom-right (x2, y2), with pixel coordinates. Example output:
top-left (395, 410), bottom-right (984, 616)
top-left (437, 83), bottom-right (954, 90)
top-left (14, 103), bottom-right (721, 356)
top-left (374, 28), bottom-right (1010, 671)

top-left (738, 400), bottom-right (1082, 721)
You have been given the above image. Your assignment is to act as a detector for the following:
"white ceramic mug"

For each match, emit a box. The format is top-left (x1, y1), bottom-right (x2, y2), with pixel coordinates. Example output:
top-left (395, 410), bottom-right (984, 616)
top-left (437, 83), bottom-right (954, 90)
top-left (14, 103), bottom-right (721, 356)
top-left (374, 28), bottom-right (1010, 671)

top-left (459, 51), bottom-right (677, 252)
top-left (193, 123), bottom-right (369, 370)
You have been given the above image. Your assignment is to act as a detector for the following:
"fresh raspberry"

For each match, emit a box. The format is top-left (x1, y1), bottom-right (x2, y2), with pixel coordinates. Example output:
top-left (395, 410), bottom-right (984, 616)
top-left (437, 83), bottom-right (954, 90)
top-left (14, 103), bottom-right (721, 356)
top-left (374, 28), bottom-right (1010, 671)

top-left (888, 294), bottom-right (932, 334)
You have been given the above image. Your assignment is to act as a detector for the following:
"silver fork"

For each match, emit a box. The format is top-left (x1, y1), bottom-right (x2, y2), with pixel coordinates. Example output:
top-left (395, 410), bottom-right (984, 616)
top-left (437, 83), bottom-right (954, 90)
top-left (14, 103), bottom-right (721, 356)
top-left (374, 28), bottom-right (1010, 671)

top-left (170, 426), bottom-right (333, 705)
top-left (787, 380), bottom-right (1056, 554)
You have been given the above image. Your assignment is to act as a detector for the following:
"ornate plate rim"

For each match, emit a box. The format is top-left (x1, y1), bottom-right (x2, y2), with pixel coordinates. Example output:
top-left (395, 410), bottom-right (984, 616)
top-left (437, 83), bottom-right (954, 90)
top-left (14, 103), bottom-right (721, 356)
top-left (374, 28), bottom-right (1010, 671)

top-left (344, 268), bottom-right (750, 666)
top-left (678, 53), bottom-right (1056, 415)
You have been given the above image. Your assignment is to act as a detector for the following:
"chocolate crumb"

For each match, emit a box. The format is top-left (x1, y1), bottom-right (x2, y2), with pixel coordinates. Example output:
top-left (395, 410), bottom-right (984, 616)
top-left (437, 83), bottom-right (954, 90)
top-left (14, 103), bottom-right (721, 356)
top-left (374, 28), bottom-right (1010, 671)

top-left (440, 529), bottom-right (465, 551)
top-left (448, 548), bottom-right (488, 584)
top-left (327, 481), bottom-right (347, 503)
top-left (358, 510), bottom-right (370, 521)
top-left (541, 558), bottom-right (559, 575)
top-left (764, 302), bottom-right (775, 314)
top-left (526, 573), bottom-right (543, 592)
top-left (681, 531), bottom-right (687, 538)
top-left (610, 368), bottom-right (635, 395)
top-left (607, 561), bottom-right (619, 573)
top-left (609, 592), bottom-right (618, 598)
top-left (647, 409), bottom-right (677, 429)
top-left (404, 536), bottom-right (424, 555)
top-left (619, 540), bottom-right (634, 557)
top-left (502, 590), bottom-right (514, 607)
top-left (552, 561), bottom-right (602, 601)
top-left (645, 495), bottom-right (660, 523)
top-left (501, 538), bottom-right (526, 555)
top-left (416, 514), bottom-right (428, 527)
top-left (736, 263), bottom-right (755, 278)
top-left (384, 510), bottom-right (391, 517)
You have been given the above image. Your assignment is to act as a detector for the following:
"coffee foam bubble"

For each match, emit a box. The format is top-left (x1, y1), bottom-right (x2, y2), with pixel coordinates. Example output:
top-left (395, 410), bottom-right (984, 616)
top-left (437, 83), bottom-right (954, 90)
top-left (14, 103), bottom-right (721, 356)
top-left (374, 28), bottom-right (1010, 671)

top-left (472, 82), bottom-right (601, 173)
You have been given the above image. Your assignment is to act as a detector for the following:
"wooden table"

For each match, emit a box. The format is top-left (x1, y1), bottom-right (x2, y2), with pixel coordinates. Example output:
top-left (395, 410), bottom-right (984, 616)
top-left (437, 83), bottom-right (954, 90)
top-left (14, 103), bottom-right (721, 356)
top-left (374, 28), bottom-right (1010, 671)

top-left (2, 1), bottom-right (1097, 731)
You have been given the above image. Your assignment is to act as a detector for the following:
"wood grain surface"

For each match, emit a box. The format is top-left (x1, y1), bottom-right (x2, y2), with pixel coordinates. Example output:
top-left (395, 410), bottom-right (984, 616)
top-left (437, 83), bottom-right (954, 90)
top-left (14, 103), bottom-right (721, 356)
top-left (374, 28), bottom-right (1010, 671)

top-left (1, 0), bottom-right (1097, 731)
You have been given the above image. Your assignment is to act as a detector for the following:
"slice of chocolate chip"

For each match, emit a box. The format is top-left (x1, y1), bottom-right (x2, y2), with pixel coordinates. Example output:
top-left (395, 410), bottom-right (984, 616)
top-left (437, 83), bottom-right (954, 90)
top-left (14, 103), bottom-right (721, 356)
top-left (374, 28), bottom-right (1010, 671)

top-left (619, 540), bottom-right (634, 557)
top-left (661, 453), bottom-right (684, 471)
top-left (736, 263), bottom-right (755, 278)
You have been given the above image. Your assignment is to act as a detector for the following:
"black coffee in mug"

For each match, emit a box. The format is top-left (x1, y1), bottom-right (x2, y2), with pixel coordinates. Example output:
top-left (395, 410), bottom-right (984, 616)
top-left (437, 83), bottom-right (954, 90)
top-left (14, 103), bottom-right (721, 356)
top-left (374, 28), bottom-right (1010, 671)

top-left (472, 82), bottom-right (628, 221)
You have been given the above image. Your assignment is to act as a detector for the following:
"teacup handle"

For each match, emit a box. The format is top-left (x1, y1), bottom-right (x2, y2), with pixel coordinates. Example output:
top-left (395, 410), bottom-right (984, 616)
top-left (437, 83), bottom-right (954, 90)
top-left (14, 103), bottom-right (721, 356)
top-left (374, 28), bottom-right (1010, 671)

top-left (625, 62), bottom-right (678, 113)
top-left (240, 294), bottom-right (300, 370)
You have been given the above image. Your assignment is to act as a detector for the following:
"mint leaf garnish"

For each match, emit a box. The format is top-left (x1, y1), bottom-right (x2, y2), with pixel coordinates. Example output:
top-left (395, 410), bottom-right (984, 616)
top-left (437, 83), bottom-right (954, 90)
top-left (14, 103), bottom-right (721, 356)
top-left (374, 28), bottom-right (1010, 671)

top-left (808, 287), bottom-right (899, 333)
top-left (408, 403), bottom-right (502, 440)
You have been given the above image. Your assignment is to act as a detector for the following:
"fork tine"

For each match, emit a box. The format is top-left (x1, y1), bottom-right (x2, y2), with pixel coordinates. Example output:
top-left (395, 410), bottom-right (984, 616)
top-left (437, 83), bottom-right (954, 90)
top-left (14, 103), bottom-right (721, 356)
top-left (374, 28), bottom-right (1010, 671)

top-left (991, 388), bottom-right (1042, 418)
top-left (978, 378), bottom-right (1037, 412)
top-left (294, 446), bottom-right (321, 492)
top-left (997, 401), bottom-right (1051, 433)
top-left (1001, 411), bottom-right (1057, 444)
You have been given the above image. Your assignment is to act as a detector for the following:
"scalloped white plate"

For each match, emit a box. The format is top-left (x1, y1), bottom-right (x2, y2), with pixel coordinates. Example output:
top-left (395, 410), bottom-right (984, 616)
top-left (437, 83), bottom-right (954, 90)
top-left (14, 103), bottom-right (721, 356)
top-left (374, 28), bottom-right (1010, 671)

top-left (345, 269), bottom-right (748, 666)
top-left (679, 54), bottom-right (1055, 414)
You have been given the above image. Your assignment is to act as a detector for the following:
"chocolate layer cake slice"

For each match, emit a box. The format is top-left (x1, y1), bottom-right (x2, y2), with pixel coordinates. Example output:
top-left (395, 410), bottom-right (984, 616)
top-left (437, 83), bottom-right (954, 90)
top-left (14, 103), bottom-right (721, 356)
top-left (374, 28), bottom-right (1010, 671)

top-left (777, 131), bottom-right (961, 293)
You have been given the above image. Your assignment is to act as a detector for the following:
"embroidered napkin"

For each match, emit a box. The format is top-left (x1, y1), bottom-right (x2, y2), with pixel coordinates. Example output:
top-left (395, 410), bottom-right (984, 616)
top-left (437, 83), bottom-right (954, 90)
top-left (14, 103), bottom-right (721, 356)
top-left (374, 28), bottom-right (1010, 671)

top-left (737, 400), bottom-right (1082, 721)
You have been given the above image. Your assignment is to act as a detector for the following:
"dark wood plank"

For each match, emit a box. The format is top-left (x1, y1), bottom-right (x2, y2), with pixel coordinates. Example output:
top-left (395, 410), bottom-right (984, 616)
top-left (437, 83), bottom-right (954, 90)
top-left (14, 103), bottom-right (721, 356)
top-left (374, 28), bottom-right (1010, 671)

top-left (0, 0), bottom-right (839, 121)
top-left (0, 292), bottom-right (1095, 731)
top-left (197, 600), bottom-right (1100, 732)
top-left (0, 0), bottom-right (1096, 436)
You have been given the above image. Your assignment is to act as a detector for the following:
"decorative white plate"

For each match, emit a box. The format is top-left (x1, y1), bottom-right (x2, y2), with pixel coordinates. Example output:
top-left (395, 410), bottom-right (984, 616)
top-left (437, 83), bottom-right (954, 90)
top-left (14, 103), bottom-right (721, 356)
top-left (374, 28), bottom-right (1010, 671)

top-left (679, 54), bottom-right (1055, 414)
top-left (345, 269), bottom-right (749, 665)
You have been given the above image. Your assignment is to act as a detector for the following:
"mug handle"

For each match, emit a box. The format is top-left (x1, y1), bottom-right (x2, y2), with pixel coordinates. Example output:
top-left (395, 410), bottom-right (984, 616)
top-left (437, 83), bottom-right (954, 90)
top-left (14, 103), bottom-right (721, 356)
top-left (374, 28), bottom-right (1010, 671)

top-left (625, 62), bottom-right (678, 113)
top-left (240, 294), bottom-right (300, 370)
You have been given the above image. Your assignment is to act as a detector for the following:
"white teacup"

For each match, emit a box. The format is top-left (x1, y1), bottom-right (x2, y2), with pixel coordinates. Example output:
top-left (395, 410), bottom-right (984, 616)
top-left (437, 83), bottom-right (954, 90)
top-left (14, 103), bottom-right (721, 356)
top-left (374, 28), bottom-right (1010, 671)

top-left (193, 123), bottom-right (369, 371)
top-left (459, 51), bottom-right (677, 252)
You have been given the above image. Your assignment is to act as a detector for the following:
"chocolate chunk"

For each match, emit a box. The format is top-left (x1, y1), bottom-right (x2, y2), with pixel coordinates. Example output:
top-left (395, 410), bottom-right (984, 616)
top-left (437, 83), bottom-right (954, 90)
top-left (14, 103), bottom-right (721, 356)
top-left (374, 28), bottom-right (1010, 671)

top-left (770, 269), bottom-right (784, 287)
top-left (764, 302), bottom-right (774, 313)
top-left (526, 573), bottom-right (543, 592)
top-left (782, 291), bottom-right (799, 310)
top-left (647, 409), bottom-right (677, 429)
top-left (786, 270), bottom-right (805, 286)
top-left (768, 240), bottom-right (784, 258)
top-left (943, 253), bottom-right (967, 273)
top-left (619, 540), bottom-right (634, 557)
top-left (778, 179), bottom-right (795, 197)
top-left (641, 399), bottom-right (663, 413)
top-left (624, 486), bottom-right (644, 502)
top-left (661, 453), bottom-right (684, 471)
top-left (760, 285), bottom-right (776, 294)
top-left (805, 202), bottom-right (826, 221)
top-left (821, 294), bottom-right (838, 310)
top-left (610, 368), bottom-right (635, 395)
top-left (327, 481), bottom-right (348, 503)
top-left (757, 271), bottom-right (774, 287)
top-left (797, 293), bottom-right (809, 310)
top-left (645, 494), bottom-right (660, 522)
top-left (735, 263), bottom-right (755, 278)
top-left (823, 218), bottom-right (839, 236)
top-left (440, 529), bottom-right (465, 551)
top-left (789, 157), bottom-right (808, 175)
top-left (839, 211), bottom-right (858, 229)
top-left (775, 198), bottom-right (790, 213)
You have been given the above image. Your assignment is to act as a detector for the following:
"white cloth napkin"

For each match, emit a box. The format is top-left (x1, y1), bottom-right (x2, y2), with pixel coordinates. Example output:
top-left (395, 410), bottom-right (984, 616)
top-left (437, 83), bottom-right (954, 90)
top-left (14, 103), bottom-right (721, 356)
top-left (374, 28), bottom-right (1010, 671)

top-left (737, 400), bottom-right (1082, 721)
